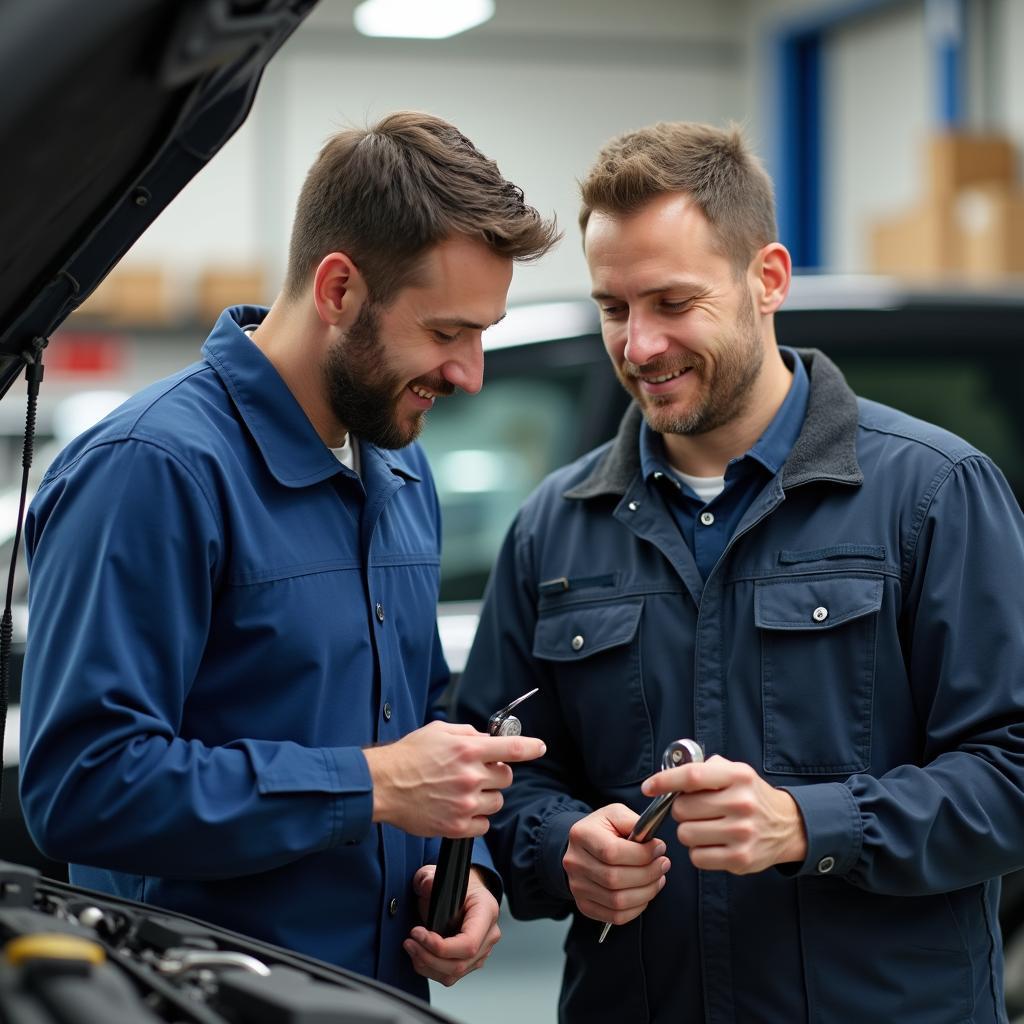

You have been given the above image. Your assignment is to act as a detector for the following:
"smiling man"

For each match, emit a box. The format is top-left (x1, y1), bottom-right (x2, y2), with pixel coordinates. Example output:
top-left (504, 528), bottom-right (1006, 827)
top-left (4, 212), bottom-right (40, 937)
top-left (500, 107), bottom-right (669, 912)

top-left (456, 121), bottom-right (1024, 1022)
top-left (20, 111), bottom-right (556, 1000)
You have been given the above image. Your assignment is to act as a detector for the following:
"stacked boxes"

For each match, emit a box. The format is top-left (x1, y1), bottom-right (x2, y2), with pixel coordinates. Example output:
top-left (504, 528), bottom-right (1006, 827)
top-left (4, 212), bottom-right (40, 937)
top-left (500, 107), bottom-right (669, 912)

top-left (870, 133), bottom-right (1024, 279)
top-left (74, 265), bottom-right (268, 325)
top-left (76, 267), bottom-right (169, 324)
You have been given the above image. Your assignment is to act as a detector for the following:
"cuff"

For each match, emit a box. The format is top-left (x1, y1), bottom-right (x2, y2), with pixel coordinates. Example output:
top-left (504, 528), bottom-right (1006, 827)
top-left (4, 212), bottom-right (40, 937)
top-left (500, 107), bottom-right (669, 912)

top-left (325, 746), bottom-right (374, 845)
top-left (536, 809), bottom-right (589, 900)
top-left (777, 781), bottom-right (862, 879)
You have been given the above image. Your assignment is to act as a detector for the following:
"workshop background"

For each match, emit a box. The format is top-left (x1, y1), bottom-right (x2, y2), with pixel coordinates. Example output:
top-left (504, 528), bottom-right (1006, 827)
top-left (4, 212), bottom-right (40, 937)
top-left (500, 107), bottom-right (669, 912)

top-left (6, 2), bottom-right (1024, 1023)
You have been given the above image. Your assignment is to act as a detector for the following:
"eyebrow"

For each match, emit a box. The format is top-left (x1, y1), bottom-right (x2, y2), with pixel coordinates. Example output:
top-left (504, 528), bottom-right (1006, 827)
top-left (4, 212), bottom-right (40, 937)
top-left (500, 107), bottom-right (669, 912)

top-left (591, 282), bottom-right (706, 301)
top-left (424, 312), bottom-right (508, 330)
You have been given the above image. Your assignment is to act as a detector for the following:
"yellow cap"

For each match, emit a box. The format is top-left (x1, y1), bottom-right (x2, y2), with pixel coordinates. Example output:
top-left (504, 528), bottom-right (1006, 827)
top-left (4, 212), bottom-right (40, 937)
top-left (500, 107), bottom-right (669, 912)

top-left (4, 933), bottom-right (106, 966)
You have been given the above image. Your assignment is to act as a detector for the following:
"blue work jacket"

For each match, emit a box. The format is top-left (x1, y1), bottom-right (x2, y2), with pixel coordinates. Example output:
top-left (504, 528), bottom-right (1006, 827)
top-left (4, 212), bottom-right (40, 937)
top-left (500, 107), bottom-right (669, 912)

top-left (20, 306), bottom-right (489, 1000)
top-left (456, 348), bottom-right (1024, 1023)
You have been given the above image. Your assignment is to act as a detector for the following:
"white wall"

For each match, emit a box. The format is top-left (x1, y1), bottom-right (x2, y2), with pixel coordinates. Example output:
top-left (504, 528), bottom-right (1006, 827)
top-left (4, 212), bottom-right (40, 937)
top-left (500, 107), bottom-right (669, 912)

top-left (825, 3), bottom-right (930, 270)
top-left (121, 0), bottom-right (747, 305)
top-left (116, 0), bottom-right (1024, 291)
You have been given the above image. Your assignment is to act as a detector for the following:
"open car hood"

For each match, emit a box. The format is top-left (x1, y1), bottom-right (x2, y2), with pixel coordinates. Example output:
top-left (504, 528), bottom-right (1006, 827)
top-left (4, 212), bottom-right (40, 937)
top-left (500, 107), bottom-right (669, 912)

top-left (0, 0), bottom-right (317, 399)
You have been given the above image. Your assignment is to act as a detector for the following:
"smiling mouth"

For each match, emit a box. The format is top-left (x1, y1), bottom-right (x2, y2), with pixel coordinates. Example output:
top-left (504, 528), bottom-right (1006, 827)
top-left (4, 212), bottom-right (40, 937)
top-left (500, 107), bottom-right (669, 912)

top-left (409, 383), bottom-right (438, 401)
top-left (641, 367), bottom-right (691, 384)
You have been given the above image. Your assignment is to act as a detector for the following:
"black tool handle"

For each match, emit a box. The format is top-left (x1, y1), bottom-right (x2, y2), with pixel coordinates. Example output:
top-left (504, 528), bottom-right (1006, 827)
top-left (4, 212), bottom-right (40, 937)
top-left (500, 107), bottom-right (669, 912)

top-left (425, 836), bottom-right (473, 937)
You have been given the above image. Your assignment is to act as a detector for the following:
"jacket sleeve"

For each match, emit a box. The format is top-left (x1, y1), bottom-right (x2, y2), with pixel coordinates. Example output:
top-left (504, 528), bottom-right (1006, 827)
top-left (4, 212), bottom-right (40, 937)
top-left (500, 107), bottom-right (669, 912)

top-left (20, 438), bottom-right (373, 879)
top-left (455, 514), bottom-right (592, 920)
top-left (784, 454), bottom-right (1024, 894)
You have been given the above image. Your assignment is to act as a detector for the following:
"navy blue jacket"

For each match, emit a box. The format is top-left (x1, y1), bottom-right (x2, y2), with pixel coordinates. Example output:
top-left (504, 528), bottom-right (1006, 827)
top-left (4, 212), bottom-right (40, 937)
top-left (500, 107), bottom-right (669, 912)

top-left (456, 348), bottom-right (1024, 1023)
top-left (20, 306), bottom-right (491, 1000)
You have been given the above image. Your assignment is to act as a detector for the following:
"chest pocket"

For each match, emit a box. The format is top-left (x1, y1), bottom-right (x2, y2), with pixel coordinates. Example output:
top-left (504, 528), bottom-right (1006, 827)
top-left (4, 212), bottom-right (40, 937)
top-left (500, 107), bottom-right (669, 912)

top-left (532, 597), bottom-right (652, 786)
top-left (755, 575), bottom-right (883, 775)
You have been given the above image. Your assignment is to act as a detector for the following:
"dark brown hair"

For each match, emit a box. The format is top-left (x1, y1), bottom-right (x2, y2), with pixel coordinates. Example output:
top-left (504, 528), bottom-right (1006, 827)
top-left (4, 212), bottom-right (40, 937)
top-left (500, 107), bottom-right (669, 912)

top-left (579, 121), bottom-right (776, 272)
top-left (284, 111), bottom-right (559, 303)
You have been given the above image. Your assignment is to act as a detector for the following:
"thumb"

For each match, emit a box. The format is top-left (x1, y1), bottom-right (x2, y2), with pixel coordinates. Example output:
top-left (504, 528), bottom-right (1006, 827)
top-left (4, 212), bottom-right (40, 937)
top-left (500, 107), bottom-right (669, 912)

top-left (413, 864), bottom-right (436, 896)
top-left (601, 803), bottom-right (641, 836)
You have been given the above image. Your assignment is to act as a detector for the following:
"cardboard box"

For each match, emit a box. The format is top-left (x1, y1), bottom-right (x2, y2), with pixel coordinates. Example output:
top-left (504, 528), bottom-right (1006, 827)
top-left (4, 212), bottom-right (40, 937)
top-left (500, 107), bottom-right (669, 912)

top-left (75, 266), bottom-right (168, 324)
top-left (869, 200), bottom-right (962, 277)
top-left (956, 184), bottom-right (1024, 280)
top-left (196, 267), bottom-right (267, 323)
top-left (928, 133), bottom-right (1016, 199)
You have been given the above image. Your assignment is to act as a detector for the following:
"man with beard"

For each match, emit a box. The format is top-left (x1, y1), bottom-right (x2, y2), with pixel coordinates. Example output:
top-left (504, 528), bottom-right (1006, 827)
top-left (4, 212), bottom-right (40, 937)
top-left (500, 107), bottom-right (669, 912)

top-left (19, 111), bottom-right (557, 998)
top-left (455, 121), bottom-right (1024, 1022)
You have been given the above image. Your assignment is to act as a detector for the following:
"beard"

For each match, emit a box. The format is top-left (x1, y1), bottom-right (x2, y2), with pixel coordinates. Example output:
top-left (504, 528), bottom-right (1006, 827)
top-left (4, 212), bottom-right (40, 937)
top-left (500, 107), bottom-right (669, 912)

top-left (619, 289), bottom-right (764, 437)
top-left (322, 302), bottom-right (452, 450)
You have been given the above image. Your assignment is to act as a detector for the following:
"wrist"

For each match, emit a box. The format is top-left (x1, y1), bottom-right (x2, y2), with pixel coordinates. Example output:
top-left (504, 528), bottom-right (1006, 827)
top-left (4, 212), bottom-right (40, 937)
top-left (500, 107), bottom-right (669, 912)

top-left (362, 745), bottom-right (396, 825)
top-left (775, 788), bottom-right (808, 865)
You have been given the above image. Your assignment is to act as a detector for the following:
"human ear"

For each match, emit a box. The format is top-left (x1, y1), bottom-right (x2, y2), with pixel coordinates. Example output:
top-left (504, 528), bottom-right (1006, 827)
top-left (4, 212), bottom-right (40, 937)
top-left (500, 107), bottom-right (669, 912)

top-left (311, 252), bottom-right (367, 327)
top-left (749, 243), bottom-right (791, 315)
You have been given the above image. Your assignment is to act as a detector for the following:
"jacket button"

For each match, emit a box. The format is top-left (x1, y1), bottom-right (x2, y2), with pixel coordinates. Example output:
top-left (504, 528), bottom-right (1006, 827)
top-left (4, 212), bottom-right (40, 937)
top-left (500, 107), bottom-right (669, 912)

top-left (571, 635), bottom-right (584, 651)
top-left (389, 897), bottom-right (399, 916)
top-left (627, 500), bottom-right (639, 511)
top-left (375, 602), bottom-right (385, 623)
top-left (699, 511), bottom-right (715, 526)
top-left (383, 702), bottom-right (392, 722)
top-left (812, 606), bottom-right (828, 623)
top-left (817, 855), bottom-right (836, 874)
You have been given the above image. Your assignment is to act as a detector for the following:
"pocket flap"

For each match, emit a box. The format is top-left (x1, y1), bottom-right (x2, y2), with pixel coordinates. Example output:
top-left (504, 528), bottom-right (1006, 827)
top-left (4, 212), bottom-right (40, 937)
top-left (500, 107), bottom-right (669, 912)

top-left (532, 598), bottom-right (643, 661)
top-left (754, 576), bottom-right (883, 631)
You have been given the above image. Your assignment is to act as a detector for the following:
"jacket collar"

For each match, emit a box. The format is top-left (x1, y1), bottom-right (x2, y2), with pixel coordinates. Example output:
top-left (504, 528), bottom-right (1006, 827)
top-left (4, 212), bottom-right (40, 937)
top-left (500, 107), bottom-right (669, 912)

top-left (202, 306), bottom-right (421, 489)
top-left (564, 348), bottom-right (862, 500)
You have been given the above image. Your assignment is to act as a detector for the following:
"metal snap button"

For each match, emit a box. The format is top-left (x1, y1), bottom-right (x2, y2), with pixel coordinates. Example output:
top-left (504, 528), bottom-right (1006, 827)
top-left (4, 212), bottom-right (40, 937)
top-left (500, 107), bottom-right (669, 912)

top-left (383, 702), bottom-right (392, 722)
top-left (375, 602), bottom-right (385, 623)
top-left (812, 606), bottom-right (828, 623)
top-left (699, 511), bottom-right (715, 526)
top-left (817, 855), bottom-right (836, 874)
top-left (627, 500), bottom-right (639, 511)
top-left (388, 897), bottom-right (399, 916)
top-left (571, 635), bottom-right (584, 651)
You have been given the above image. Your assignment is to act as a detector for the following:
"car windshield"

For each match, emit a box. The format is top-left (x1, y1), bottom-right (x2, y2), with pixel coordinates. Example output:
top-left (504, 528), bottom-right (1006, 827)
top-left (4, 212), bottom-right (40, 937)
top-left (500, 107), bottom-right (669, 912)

top-left (420, 370), bottom-right (586, 601)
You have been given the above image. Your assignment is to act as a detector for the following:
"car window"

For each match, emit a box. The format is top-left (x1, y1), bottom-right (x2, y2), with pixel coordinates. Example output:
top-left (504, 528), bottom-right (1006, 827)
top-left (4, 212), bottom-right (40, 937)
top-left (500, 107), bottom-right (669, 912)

top-left (835, 356), bottom-right (1024, 500)
top-left (421, 371), bottom-right (587, 601)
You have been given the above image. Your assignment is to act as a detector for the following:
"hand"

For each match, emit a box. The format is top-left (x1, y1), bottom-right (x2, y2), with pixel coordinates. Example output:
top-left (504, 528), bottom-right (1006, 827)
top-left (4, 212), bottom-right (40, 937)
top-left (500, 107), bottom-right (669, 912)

top-left (363, 721), bottom-right (546, 838)
top-left (641, 754), bottom-right (807, 873)
top-left (404, 866), bottom-right (501, 986)
top-left (562, 804), bottom-right (671, 927)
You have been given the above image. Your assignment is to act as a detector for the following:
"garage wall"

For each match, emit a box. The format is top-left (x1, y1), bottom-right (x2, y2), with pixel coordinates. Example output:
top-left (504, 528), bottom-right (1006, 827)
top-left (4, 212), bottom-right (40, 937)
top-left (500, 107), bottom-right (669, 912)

top-left (121, 0), bottom-right (1024, 294)
top-left (126, 0), bottom-right (746, 306)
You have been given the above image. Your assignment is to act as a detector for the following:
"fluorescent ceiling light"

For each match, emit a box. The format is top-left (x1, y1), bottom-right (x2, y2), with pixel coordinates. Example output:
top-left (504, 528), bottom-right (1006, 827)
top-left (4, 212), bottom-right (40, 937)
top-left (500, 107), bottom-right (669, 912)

top-left (354, 0), bottom-right (494, 39)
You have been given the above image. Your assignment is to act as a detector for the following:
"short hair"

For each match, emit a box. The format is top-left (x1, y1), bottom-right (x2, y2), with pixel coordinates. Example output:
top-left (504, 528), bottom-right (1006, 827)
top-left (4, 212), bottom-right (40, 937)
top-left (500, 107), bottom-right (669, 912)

top-left (578, 121), bottom-right (776, 272)
top-left (284, 111), bottom-right (559, 303)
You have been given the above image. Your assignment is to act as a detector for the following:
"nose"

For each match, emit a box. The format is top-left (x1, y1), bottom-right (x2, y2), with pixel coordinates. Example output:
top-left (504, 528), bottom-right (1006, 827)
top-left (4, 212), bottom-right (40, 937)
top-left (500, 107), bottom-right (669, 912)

top-left (622, 312), bottom-right (669, 368)
top-left (443, 334), bottom-right (485, 395)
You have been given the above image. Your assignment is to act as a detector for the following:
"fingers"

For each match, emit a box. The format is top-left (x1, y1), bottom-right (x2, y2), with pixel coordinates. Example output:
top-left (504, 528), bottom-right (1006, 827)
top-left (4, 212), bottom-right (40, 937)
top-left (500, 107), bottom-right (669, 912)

top-left (483, 734), bottom-right (546, 764)
top-left (641, 755), bottom-right (734, 798)
top-left (482, 761), bottom-right (514, 790)
top-left (412, 864), bottom-right (435, 895)
top-left (405, 923), bottom-right (501, 986)
top-left (406, 880), bottom-right (501, 987)
top-left (569, 856), bottom-right (671, 922)
top-left (563, 806), bottom-right (672, 925)
top-left (573, 873), bottom-right (668, 926)
top-left (568, 808), bottom-right (660, 867)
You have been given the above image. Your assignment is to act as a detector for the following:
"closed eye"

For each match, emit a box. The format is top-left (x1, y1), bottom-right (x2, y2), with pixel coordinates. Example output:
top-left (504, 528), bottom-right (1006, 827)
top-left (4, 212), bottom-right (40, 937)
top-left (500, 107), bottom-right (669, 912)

top-left (433, 329), bottom-right (459, 342)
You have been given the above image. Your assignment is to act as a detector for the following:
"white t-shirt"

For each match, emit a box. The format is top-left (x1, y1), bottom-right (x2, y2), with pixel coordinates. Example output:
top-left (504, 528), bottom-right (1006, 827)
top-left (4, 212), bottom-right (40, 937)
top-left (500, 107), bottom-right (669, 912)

top-left (330, 433), bottom-right (360, 475)
top-left (673, 468), bottom-right (725, 505)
